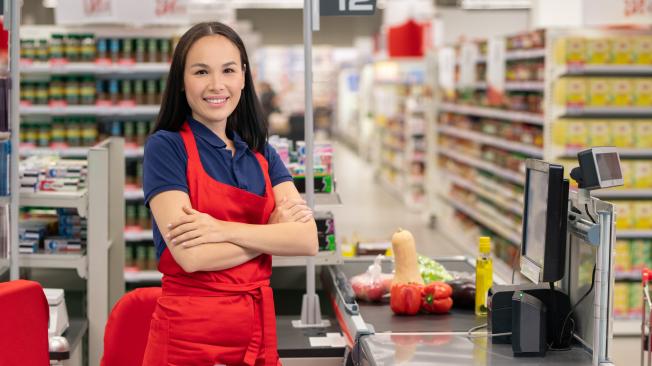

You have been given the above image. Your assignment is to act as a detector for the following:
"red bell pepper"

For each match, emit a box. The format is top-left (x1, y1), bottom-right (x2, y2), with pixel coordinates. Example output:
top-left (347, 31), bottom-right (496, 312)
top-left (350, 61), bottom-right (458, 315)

top-left (390, 283), bottom-right (423, 315)
top-left (421, 282), bottom-right (453, 314)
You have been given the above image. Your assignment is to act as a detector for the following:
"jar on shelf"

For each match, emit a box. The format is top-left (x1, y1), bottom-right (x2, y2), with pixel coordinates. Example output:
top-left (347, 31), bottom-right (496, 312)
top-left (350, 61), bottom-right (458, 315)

top-left (146, 79), bottom-right (157, 105)
top-left (35, 82), bottom-right (49, 105)
top-left (36, 39), bottom-right (49, 61)
top-left (21, 81), bottom-right (36, 104)
top-left (133, 79), bottom-right (145, 105)
top-left (80, 76), bottom-right (96, 105)
top-left (37, 121), bottom-right (51, 147)
top-left (158, 77), bottom-right (166, 102)
top-left (64, 34), bottom-right (81, 62)
top-left (80, 34), bottom-right (96, 61)
top-left (81, 117), bottom-right (98, 146)
top-left (24, 123), bottom-right (37, 146)
top-left (126, 204), bottom-right (137, 227)
top-left (160, 39), bottom-right (170, 63)
top-left (49, 34), bottom-right (65, 60)
top-left (135, 160), bottom-right (144, 187)
top-left (121, 79), bottom-right (133, 102)
top-left (136, 120), bottom-right (147, 145)
top-left (20, 40), bottom-right (32, 61)
top-left (108, 79), bottom-right (119, 104)
top-left (96, 38), bottom-right (108, 60)
top-left (66, 117), bottom-right (82, 146)
top-left (135, 38), bottom-right (146, 63)
top-left (95, 79), bottom-right (107, 102)
top-left (123, 121), bottom-right (135, 145)
top-left (51, 117), bottom-right (66, 146)
top-left (49, 76), bottom-right (65, 103)
top-left (109, 38), bottom-right (120, 63)
top-left (138, 205), bottom-right (149, 230)
top-left (122, 38), bottom-right (133, 61)
top-left (147, 38), bottom-right (158, 63)
top-left (64, 76), bottom-right (80, 105)
top-left (110, 120), bottom-right (122, 136)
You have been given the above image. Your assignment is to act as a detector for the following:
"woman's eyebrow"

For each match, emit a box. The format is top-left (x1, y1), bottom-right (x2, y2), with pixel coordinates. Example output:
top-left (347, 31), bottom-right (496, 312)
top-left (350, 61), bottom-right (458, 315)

top-left (222, 61), bottom-right (237, 67)
top-left (189, 63), bottom-right (210, 68)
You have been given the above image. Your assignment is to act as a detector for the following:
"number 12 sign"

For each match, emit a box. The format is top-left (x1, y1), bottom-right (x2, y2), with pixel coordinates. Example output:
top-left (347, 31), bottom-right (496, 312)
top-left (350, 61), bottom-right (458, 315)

top-left (321, 0), bottom-right (377, 16)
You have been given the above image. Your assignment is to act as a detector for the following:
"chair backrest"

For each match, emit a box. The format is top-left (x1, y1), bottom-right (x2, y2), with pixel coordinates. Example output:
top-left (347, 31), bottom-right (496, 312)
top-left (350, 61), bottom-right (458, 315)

top-left (101, 287), bottom-right (162, 366)
top-left (0, 280), bottom-right (50, 366)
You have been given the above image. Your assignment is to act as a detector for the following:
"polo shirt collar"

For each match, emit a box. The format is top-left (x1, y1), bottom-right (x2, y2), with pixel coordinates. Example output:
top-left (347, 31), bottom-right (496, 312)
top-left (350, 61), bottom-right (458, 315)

top-left (188, 116), bottom-right (248, 151)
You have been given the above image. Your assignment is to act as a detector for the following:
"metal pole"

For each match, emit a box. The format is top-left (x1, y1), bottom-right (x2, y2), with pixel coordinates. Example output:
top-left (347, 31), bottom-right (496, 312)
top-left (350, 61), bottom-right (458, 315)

top-left (597, 210), bottom-right (612, 365)
top-left (298, 0), bottom-right (324, 327)
top-left (9, 0), bottom-right (21, 280)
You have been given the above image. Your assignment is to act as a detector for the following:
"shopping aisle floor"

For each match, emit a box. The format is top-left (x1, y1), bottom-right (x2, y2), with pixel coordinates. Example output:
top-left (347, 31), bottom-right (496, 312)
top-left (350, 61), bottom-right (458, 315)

top-left (328, 140), bottom-right (639, 365)
top-left (328, 141), bottom-right (461, 258)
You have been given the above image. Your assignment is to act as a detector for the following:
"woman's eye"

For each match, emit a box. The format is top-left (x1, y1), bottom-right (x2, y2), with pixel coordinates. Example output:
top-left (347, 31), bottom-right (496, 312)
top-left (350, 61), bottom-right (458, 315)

top-left (195, 70), bottom-right (207, 75)
top-left (224, 68), bottom-right (235, 73)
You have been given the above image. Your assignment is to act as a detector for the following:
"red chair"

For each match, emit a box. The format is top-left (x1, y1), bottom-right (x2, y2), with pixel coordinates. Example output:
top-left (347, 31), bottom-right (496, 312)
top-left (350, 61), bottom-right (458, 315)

top-left (0, 280), bottom-right (50, 366)
top-left (101, 287), bottom-right (162, 366)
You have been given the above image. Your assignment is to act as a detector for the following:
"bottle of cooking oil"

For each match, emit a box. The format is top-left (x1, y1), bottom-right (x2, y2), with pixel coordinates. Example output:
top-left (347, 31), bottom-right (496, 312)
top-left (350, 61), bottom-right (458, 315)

top-left (475, 236), bottom-right (493, 316)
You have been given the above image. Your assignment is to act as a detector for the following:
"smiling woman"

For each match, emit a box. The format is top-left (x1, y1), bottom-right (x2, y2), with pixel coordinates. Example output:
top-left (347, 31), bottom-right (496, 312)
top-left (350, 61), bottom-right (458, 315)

top-left (138, 22), bottom-right (318, 366)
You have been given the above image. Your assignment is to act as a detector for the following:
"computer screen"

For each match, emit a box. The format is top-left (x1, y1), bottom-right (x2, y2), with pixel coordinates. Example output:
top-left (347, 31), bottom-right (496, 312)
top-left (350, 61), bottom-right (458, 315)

top-left (596, 152), bottom-right (622, 181)
top-left (521, 160), bottom-right (569, 283)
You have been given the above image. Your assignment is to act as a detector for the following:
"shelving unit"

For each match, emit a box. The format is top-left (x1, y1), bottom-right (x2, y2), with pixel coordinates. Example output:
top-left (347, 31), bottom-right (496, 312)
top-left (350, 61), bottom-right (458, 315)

top-left (432, 28), bottom-right (652, 336)
top-left (17, 138), bottom-right (125, 365)
top-left (20, 105), bottom-right (160, 117)
top-left (20, 62), bottom-right (170, 75)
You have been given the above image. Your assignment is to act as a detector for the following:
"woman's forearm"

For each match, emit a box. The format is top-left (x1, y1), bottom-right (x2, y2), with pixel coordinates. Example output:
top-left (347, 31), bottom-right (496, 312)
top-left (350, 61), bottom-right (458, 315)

top-left (226, 220), bottom-right (318, 256)
top-left (179, 242), bottom-right (261, 272)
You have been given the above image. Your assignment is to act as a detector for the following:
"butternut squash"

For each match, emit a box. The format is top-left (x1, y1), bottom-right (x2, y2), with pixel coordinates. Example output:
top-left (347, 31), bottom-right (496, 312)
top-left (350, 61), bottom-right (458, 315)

top-left (391, 228), bottom-right (424, 285)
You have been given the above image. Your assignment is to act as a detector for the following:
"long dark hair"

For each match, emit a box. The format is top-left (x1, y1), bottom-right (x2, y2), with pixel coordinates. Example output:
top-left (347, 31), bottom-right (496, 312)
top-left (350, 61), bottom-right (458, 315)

top-left (152, 22), bottom-right (267, 152)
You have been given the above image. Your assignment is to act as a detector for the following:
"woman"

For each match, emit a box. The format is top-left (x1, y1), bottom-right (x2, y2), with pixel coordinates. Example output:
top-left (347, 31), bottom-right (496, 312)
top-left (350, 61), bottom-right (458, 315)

top-left (141, 22), bottom-right (318, 366)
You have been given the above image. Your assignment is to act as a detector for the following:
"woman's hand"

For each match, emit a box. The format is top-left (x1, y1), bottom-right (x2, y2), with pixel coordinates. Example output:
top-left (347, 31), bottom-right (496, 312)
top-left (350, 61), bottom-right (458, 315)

top-left (268, 197), bottom-right (313, 224)
top-left (166, 206), bottom-right (230, 248)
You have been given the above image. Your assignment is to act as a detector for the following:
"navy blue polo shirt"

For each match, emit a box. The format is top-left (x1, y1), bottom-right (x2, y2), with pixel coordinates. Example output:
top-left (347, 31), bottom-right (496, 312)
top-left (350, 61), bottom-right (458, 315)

top-left (143, 116), bottom-right (293, 259)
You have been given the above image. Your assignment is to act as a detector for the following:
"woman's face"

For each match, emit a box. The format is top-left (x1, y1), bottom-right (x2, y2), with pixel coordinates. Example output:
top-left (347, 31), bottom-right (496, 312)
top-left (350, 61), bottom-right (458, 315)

top-left (183, 35), bottom-right (245, 127)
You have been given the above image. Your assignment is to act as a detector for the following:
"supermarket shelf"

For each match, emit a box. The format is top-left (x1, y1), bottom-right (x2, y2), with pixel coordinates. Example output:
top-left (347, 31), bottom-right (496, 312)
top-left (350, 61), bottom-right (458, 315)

top-left (615, 271), bottom-right (642, 281)
top-left (593, 189), bottom-right (652, 199)
top-left (19, 252), bottom-right (88, 278)
top-left (505, 48), bottom-right (546, 60)
top-left (0, 132), bottom-right (9, 141)
top-left (125, 188), bottom-right (145, 201)
top-left (124, 270), bottom-right (162, 283)
top-left (20, 189), bottom-right (89, 217)
top-left (556, 64), bottom-right (652, 77)
top-left (439, 125), bottom-right (543, 157)
top-left (613, 319), bottom-right (641, 336)
top-left (301, 192), bottom-right (342, 207)
top-left (20, 105), bottom-right (160, 116)
top-left (439, 193), bottom-right (522, 245)
top-left (20, 62), bottom-right (170, 75)
top-left (20, 146), bottom-right (144, 158)
top-left (617, 230), bottom-right (652, 239)
top-left (438, 102), bottom-right (544, 125)
top-left (555, 106), bottom-right (652, 118)
top-left (0, 196), bottom-right (9, 205)
top-left (443, 171), bottom-right (523, 216)
top-left (559, 148), bottom-right (652, 159)
top-left (504, 81), bottom-right (545, 92)
top-left (439, 147), bottom-right (525, 185)
top-left (125, 230), bottom-right (153, 242)
top-left (272, 251), bottom-right (342, 267)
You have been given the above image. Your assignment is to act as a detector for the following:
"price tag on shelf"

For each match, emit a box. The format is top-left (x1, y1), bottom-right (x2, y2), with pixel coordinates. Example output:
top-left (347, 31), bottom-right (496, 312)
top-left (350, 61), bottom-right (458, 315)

top-left (486, 36), bottom-right (506, 106)
top-left (437, 47), bottom-right (456, 95)
top-left (459, 42), bottom-right (479, 88)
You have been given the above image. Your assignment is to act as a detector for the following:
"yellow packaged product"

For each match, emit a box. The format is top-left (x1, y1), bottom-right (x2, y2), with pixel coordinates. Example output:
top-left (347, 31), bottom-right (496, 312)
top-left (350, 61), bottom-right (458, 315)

top-left (614, 240), bottom-right (632, 271)
top-left (613, 282), bottom-right (629, 317)
top-left (590, 120), bottom-right (611, 146)
top-left (634, 202), bottom-right (652, 229)
top-left (635, 120), bottom-right (652, 148)
top-left (633, 161), bottom-right (652, 189)
top-left (619, 160), bottom-right (633, 188)
top-left (556, 78), bottom-right (587, 107)
top-left (551, 120), bottom-right (568, 146)
top-left (567, 121), bottom-right (590, 148)
top-left (612, 36), bottom-right (635, 64)
top-left (612, 78), bottom-right (634, 107)
top-left (586, 38), bottom-right (611, 64)
top-left (611, 121), bottom-right (635, 147)
top-left (615, 201), bottom-right (634, 230)
top-left (634, 79), bottom-right (652, 107)
top-left (634, 36), bottom-right (652, 65)
top-left (587, 78), bottom-right (611, 106)
top-left (555, 37), bottom-right (586, 65)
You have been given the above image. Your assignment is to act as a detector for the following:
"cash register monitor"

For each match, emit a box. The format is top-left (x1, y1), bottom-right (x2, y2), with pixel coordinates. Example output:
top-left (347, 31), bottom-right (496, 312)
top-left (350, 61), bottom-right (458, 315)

top-left (520, 160), bottom-right (569, 284)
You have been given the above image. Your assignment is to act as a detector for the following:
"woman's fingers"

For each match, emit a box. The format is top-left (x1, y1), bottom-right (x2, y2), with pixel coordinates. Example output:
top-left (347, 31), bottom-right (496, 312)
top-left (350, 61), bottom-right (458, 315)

top-left (171, 229), bottom-right (202, 245)
top-left (167, 222), bottom-right (197, 242)
top-left (168, 213), bottom-right (197, 230)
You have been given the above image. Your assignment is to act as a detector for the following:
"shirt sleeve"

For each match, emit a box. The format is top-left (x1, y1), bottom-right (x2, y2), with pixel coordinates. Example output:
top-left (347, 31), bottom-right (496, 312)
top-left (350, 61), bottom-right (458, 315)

top-left (264, 143), bottom-right (293, 187)
top-left (143, 131), bottom-right (189, 207)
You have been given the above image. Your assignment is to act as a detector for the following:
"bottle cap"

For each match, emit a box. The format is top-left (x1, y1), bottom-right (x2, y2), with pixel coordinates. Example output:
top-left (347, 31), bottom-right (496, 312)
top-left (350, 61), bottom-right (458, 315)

top-left (478, 236), bottom-right (491, 254)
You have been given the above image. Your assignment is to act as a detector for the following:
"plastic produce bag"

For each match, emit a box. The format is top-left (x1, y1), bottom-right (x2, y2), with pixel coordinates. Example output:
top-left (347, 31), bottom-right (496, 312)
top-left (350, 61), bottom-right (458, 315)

top-left (418, 255), bottom-right (453, 284)
top-left (350, 255), bottom-right (393, 302)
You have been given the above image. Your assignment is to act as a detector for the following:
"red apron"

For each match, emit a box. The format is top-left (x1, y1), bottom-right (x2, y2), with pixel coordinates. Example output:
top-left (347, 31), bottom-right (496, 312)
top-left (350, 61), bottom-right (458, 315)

top-left (142, 122), bottom-right (279, 366)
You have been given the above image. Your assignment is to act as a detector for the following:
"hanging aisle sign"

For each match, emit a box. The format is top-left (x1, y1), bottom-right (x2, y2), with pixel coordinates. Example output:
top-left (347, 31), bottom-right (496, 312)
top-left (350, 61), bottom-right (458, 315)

top-left (320, 0), bottom-right (377, 16)
top-left (486, 36), bottom-right (506, 106)
top-left (55, 0), bottom-right (189, 25)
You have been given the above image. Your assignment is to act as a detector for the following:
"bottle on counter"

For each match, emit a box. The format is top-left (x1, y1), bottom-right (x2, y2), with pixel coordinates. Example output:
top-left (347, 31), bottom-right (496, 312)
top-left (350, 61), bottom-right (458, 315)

top-left (475, 236), bottom-right (493, 316)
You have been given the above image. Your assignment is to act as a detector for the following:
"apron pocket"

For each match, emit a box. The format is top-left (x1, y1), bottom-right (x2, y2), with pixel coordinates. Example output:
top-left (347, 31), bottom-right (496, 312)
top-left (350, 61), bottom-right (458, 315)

top-left (141, 317), bottom-right (170, 366)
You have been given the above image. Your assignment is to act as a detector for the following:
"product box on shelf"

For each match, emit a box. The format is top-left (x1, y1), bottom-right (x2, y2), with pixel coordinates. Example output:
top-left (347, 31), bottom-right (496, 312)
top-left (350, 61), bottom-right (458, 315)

top-left (315, 211), bottom-right (335, 252)
top-left (634, 162), bottom-right (652, 188)
top-left (615, 201), bottom-right (634, 229)
top-left (634, 202), bottom-right (652, 229)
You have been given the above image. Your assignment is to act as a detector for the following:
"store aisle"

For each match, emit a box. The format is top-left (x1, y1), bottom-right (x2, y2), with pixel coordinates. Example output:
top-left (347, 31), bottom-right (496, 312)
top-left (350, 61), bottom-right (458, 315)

top-left (328, 142), bottom-right (462, 259)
